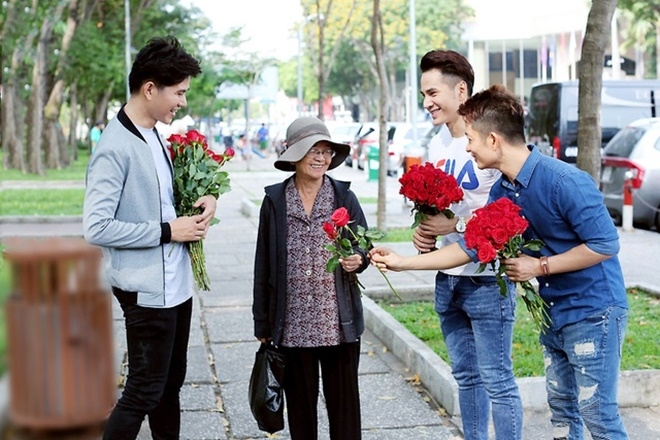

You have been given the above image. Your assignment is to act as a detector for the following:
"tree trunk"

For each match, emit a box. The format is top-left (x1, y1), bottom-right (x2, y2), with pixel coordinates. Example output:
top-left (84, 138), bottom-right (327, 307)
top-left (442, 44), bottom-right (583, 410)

top-left (576, 0), bottom-right (618, 181)
top-left (1, 85), bottom-right (26, 171)
top-left (371, 0), bottom-right (389, 231)
top-left (69, 83), bottom-right (79, 161)
top-left (44, 0), bottom-right (81, 169)
top-left (95, 86), bottom-right (113, 124)
top-left (1, 0), bottom-right (35, 172)
top-left (27, 46), bottom-right (46, 176)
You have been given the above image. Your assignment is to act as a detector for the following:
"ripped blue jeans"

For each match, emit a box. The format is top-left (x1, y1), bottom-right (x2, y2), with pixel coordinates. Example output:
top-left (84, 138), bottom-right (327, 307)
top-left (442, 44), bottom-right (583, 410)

top-left (540, 306), bottom-right (629, 440)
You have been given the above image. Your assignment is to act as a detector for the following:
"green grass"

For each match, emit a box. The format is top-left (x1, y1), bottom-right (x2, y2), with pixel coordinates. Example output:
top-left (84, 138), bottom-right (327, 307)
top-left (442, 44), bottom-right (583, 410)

top-left (0, 188), bottom-right (85, 216)
top-left (377, 227), bottom-right (414, 243)
top-left (0, 149), bottom-right (89, 181)
top-left (379, 288), bottom-right (660, 377)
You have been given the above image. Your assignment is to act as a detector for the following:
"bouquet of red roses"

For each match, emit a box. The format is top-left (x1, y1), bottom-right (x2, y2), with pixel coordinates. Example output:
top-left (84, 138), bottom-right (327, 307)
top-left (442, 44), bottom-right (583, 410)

top-left (399, 163), bottom-right (464, 228)
top-left (463, 197), bottom-right (551, 332)
top-left (167, 129), bottom-right (234, 291)
top-left (323, 208), bottom-right (401, 300)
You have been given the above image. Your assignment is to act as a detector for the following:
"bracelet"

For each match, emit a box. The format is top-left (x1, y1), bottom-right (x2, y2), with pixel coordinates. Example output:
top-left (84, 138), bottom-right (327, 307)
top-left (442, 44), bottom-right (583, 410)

top-left (539, 256), bottom-right (550, 276)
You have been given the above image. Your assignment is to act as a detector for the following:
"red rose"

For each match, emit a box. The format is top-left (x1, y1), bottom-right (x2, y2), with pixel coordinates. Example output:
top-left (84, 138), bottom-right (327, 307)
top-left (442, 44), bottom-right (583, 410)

top-left (476, 244), bottom-right (498, 263)
top-left (491, 227), bottom-right (510, 247)
top-left (331, 207), bottom-right (351, 228)
top-left (167, 134), bottom-right (185, 145)
top-left (225, 147), bottom-right (235, 158)
top-left (186, 129), bottom-right (205, 145)
top-left (323, 221), bottom-right (338, 240)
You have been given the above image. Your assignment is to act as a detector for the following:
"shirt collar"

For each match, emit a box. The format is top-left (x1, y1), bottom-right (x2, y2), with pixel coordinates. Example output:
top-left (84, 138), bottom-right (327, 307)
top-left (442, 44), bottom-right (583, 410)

top-left (510, 144), bottom-right (541, 188)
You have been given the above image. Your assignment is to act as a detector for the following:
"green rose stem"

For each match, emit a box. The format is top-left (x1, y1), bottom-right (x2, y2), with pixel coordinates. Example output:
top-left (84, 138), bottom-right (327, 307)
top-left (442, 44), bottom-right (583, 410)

top-left (343, 225), bottom-right (402, 302)
top-left (188, 240), bottom-right (210, 291)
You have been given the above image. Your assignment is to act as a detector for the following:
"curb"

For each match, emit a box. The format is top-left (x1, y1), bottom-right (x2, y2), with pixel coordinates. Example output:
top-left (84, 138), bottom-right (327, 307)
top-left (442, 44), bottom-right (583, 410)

top-left (363, 290), bottom-right (660, 417)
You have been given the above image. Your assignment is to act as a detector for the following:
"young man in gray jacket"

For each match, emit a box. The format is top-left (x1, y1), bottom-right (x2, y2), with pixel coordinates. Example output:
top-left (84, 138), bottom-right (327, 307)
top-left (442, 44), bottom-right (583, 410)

top-left (83, 36), bottom-right (215, 440)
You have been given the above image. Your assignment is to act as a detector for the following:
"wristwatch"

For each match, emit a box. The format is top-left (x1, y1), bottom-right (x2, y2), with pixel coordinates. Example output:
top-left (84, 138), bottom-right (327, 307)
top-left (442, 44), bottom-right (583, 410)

top-left (455, 216), bottom-right (466, 233)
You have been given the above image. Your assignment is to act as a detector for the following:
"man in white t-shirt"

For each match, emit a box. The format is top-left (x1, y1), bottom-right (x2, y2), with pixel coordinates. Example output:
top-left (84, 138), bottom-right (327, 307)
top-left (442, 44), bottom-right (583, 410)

top-left (413, 50), bottom-right (522, 440)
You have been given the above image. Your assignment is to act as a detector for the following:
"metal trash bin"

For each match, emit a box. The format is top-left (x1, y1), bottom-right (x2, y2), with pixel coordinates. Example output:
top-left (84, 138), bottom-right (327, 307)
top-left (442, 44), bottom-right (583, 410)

top-left (367, 146), bottom-right (380, 182)
top-left (2, 237), bottom-right (115, 430)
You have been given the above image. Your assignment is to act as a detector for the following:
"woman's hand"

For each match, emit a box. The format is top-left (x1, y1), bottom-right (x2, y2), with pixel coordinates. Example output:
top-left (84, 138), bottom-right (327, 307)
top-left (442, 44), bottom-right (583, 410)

top-left (340, 254), bottom-right (363, 273)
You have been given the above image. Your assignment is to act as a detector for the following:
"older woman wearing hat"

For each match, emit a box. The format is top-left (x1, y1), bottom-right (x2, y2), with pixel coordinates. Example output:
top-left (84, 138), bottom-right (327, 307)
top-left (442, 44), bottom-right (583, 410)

top-left (252, 116), bottom-right (369, 439)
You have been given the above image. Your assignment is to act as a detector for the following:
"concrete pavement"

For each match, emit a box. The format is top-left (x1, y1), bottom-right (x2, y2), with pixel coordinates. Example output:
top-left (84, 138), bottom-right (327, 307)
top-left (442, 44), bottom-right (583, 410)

top-left (1, 153), bottom-right (659, 439)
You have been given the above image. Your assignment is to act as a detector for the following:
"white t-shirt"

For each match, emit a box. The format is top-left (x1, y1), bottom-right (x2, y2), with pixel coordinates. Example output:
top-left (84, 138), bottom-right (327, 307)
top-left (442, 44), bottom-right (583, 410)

top-left (427, 125), bottom-right (500, 276)
top-left (138, 126), bottom-right (194, 307)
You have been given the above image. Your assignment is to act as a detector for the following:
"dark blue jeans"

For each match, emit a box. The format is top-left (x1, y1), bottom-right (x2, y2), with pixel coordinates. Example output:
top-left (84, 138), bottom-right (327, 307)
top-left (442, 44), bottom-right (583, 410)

top-left (103, 297), bottom-right (192, 440)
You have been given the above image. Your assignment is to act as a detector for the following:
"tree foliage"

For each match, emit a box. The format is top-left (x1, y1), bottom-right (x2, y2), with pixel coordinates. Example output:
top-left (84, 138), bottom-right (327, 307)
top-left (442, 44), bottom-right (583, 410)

top-left (619, 0), bottom-right (660, 78)
top-left (291, 0), bottom-right (472, 121)
top-left (0, 0), bottom-right (271, 174)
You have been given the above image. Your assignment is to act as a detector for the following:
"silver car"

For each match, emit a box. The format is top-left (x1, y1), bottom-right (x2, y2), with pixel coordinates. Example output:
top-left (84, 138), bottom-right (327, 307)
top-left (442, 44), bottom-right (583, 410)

top-left (600, 117), bottom-right (660, 231)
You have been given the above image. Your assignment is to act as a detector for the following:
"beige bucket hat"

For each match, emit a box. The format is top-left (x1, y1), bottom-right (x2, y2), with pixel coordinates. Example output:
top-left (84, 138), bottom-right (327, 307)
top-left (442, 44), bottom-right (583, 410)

top-left (274, 117), bottom-right (350, 172)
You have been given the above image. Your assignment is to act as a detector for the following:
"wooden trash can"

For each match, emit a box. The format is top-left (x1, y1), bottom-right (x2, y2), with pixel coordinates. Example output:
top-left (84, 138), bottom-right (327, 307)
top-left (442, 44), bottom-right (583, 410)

top-left (404, 155), bottom-right (423, 174)
top-left (2, 237), bottom-right (115, 430)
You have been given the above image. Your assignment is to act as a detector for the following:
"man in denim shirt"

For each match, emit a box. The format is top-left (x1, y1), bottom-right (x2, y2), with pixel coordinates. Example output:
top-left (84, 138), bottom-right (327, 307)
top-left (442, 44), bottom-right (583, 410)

top-left (371, 85), bottom-right (629, 439)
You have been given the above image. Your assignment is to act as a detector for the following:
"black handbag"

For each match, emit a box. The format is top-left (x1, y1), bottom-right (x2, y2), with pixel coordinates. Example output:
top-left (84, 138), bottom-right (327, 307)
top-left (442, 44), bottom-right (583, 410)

top-left (248, 342), bottom-right (286, 433)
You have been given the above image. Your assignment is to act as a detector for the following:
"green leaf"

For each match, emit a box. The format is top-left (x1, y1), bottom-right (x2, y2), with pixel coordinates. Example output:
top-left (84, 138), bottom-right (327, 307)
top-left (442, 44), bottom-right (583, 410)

top-left (496, 276), bottom-right (508, 297)
top-left (523, 239), bottom-right (545, 252)
top-left (324, 243), bottom-right (337, 253)
top-left (410, 211), bottom-right (426, 229)
top-left (326, 256), bottom-right (340, 273)
top-left (339, 237), bottom-right (352, 251)
top-left (441, 208), bottom-right (455, 219)
top-left (365, 228), bottom-right (385, 241)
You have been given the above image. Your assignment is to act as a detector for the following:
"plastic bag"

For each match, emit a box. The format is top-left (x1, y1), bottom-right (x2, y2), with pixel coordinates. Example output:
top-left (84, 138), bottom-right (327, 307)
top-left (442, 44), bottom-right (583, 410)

top-left (248, 342), bottom-right (286, 433)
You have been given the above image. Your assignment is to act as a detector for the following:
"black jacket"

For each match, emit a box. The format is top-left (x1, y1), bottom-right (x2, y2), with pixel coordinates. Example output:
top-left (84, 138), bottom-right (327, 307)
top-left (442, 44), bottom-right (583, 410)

top-left (252, 175), bottom-right (370, 346)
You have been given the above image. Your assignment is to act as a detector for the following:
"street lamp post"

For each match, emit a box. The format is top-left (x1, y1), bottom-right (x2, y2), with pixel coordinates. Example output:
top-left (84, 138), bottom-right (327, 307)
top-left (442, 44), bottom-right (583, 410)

top-left (125, 0), bottom-right (131, 102)
top-left (297, 22), bottom-right (303, 116)
top-left (409, 0), bottom-right (418, 147)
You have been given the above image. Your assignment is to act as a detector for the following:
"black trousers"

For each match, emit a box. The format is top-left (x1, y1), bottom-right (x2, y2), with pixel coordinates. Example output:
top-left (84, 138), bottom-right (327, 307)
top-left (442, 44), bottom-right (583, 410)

top-left (281, 341), bottom-right (362, 440)
top-left (103, 296), bottom-right (192, 440)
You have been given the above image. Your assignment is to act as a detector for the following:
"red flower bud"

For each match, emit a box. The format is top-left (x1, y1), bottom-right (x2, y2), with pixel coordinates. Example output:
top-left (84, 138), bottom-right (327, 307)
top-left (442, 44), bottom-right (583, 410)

top-left (225, 147), bottom-right (235, 158)
top-left (323, 222), bottom-right (338, 240)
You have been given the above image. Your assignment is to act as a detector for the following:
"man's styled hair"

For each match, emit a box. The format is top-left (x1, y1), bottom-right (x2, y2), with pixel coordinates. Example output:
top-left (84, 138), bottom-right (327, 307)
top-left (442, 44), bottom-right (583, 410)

top-left (420, 50), bottom-right (474, 97)
top-left (128, 35), bottom-right (202, 94)
top-left (458, 84), bottom-right (526, 144)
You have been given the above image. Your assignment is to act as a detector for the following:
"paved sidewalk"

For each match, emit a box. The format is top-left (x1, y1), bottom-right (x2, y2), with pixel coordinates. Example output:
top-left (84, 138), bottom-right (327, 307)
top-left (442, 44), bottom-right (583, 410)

top-left (1, 154), bottom-right (659, 439)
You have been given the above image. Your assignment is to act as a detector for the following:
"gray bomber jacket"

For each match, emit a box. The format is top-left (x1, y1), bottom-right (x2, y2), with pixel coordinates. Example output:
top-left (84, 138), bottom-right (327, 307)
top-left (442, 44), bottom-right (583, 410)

top-left (83, 107), bottom-right (174, 306)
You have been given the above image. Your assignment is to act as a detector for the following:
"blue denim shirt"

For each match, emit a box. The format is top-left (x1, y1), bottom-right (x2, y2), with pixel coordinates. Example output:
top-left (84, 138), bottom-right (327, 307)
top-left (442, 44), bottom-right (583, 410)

top-left (459, 146), bottom-right (628, 330)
